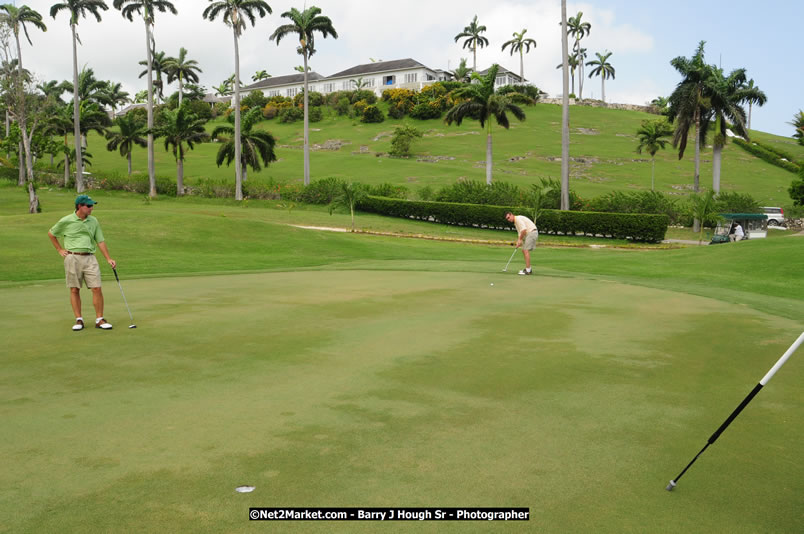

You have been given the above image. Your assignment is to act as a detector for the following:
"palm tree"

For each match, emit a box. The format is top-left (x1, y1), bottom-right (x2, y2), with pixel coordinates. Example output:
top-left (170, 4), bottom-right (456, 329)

top-left (705, 66), bottom-right (766, 193)
top-left (635, 119), bottom-right (673, 190)
top-left (555, 54), bottom-right (579, 96)
top-left (559, 0), bottom-right (570, 210)
top-left (790, 110), bottom-right (804, 145)
top-left (501, 29), bottom-right (536, 82)
top-left (566, 11), bottom-right (591, 99)
top-left (329, 182), bottom-right (367, 232)
top-left (113, 0), bottom-right (178, 199)
top-left (76, 100), bottom-right (111, 148)
top-left (211, 107), bottom-right (277, 184)
top-left (37, 79), bottom-right (69, 100)
top-left (252, 69), bottom-right (270, 82)
top-left (454, 15), bottom-right (488, 72)
top-left (105, 112), bottom-right (146, 175)
top-left (150, 106), bottom-right (208, 195)
top-left (271, 5), bottom-right (337, 186)
top-left (667, 41), bottom-right (713, 196)
top-left (213, 81), bottom-right (232, 97)
top-left (203, 0), bottom-right (272, 201)
top-left (444, 64), bottom-right (529, 185)
top-left (452, 57), bottom-right (470, 82)
top-left (651, 96), bottom-right (669, 114)
top-left (50, 0), bottom-right (108, 194)
top-left (163, 47), bottom-right (201, 107)
top-left (0, 3), bottom-right (47, 213)
top-left (138, 49), bottom-right (167, 103)
top-left (688, 190), bottom-right (720, 244)
top-left (586, 51), bottom-right (615, 103)
top-left (99, 81), bottom-right (130, 113)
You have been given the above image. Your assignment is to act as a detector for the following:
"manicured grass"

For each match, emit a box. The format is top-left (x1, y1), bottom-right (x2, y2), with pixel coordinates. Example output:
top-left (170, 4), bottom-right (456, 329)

top-left (2, 183), bottom-right (802, 533)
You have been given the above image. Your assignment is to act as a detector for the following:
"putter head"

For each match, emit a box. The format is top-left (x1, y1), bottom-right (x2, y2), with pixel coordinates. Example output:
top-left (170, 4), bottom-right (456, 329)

top-left (129, 324), bottom-right (137, 329)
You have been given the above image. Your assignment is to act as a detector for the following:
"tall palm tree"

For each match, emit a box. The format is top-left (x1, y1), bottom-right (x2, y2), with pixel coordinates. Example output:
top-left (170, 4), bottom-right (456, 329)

top-left (252, 69), bottom-right (270, 82)
top-left (105, 112), bottom-right (146, 175)
top-left (0, 3), bottom-right (47, 213)
top-left (566, 11), bottom-right (590, 99)
top-left (501, 29), bottom-right (536, 82)
top-left (586, 51), bottom-right (615, 103)
top-left (454, 15), bottom-right (488, 72)
top-left (740, 78), bottom-right (765, 133)
top-left (705, 66), bottom-right (766, 192)
top-left (559, 0), bottom-right (570, 210)
top-left (163, 47), bottom-right (201, 107)
top-left (452, 57), bottom-right (470, 82)
top-left (213, 81), bottom-right (232, 97)
top-left (211, 107), bottom-right (277, 183)
top-left (635, 119), bottom-right (673, 190)
top-left (667, 41), bottom-right (713, 195)
top-left (555, 54), bottom-right (578, 96)
top-left (270, 5), bottom-right (337, 186)
top-left (113, 0), bottom-right (178, 199)
top-left (99, 80), bottom-right (130, 113)
top-left (37, 79), bottom-right (69, 100)
top-left (50, 0), bottom-right (108, 193)
top-left (138, 49), bottom-right (167, 103)
top-left (203, 0), bottom-right (272, 201)
top-left (445, 64), bottom-right (529, 185)
top-left (150, 105), bottom-right (208, 195)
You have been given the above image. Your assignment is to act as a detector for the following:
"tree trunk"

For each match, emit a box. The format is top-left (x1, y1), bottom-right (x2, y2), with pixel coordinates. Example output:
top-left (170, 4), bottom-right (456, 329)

top-left (520, 50), bottom-right (524, 81)
top-left (576, 40), bottom-right (583, 100)
top-left (27, 178), bottom-right (38, 213)
top-left (712, 143), bottom-right (722, 193)
top-left (145, 20), bottom-right (156, 198)
top-left (560, 0), bottom-right (571, 211)
top-left (473, 43), bottom-right (477, 72)
top-left (64, 154), bottom-right (70, 187)
top-left (127, 151), bottom-right (132, 176)
top-left (748, 103), bottom-right (752, 131)
top-left (485, 129), bottom-right (493, 185)
top-left (18, 142), bottom-right (24, 185)
top-left (178, 75), bottom-right (183, 108)
top-left (651, 157), bottom-right (655, 191)
top-left (176, 155), bottom-right (184, 196)
top-left (233, 28), bottom-right (243, 201)
top-left (72, 24), bottom-right (84, 193)
top-left (303, 50), bottom-right (311, 185)
top-left (601, 77), bottom-right (605, 104)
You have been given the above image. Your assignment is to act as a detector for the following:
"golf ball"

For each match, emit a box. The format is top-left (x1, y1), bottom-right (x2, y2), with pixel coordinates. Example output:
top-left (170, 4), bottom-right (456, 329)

top-left (490, 283), bottom-right (494, 286)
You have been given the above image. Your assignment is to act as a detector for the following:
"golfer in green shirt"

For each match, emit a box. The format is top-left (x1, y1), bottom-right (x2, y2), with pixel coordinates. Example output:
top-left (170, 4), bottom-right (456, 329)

top-left (48, 195), bottom-right (116, 331)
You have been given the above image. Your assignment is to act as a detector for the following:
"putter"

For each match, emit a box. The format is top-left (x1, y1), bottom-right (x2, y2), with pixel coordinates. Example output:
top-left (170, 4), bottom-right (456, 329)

top-left (502, 247), bottom-right (519, 272)
top-left (112, 267), bottom-right (137, 329)
top-left (666, 331), bottom-right (804, 491)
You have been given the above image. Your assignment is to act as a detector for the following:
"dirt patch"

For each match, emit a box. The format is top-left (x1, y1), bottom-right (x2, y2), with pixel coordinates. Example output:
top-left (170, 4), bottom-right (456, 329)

top-left (351, 145), bottom-right (371, 155)
top-left (575, 128), bottom-right (599, 135)
top-left (313, 139), bottom-right (350, 151)
top-left (416, 155), bottom-right (456, 163)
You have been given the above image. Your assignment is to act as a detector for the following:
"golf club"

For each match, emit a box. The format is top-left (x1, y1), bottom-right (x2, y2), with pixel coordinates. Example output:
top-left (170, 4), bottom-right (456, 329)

top-left (112, 267), bottom-right (137, 329)
top-left (666, 331), bottom-right (804, 491)
top-left (502, 247), bottom-right (519, 272)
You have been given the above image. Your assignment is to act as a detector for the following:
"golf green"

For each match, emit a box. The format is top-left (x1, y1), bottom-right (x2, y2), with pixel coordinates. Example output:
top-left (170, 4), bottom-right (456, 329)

top-left (2, 270), bottom-right (801, 533)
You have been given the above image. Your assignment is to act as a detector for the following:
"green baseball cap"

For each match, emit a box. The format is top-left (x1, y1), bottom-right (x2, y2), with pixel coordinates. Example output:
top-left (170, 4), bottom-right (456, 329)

top-left (75, 194), bottom-right (97, 206)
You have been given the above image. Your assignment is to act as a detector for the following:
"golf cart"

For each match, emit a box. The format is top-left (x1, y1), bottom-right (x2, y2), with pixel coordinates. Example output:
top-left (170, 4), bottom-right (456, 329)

top-left (710, 213), bottom-right (768, 244)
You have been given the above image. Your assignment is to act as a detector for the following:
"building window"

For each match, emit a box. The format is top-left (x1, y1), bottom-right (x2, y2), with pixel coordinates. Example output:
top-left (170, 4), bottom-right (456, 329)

top-left (308, 85), bottom-right (316, 93)
top-left (404, 73), bottom-right (418, 83)
top-left (287, 88), bottom-right (298, 97)
top-left (496, 76), bottom-right (506, 86)
top-left (383, 75), bottom-right (396, 86)
top-left (322, 83), bottom-right (334, 93)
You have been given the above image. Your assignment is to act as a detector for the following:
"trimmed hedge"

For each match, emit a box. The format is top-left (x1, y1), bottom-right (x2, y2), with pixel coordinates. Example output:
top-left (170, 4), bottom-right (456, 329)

top-left (733, 138), bottom-right (800, 174)
top-left (750, 140), bottom-right (800, 164)
top-left (358, 196), bottom-right (669, 242)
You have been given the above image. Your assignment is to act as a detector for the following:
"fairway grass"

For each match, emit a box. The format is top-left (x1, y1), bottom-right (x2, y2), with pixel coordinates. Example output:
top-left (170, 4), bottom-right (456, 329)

top-left (2, 270), bottom-right (802, 533)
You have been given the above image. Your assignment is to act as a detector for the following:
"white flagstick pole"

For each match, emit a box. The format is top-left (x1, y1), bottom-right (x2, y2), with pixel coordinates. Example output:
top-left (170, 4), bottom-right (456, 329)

top-left (667, 331), bottom-right (804, 491)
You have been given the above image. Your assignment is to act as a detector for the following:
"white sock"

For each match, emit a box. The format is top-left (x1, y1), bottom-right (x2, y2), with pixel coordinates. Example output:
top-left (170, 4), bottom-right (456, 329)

top-left (76, 317), bottom-right (83, 322)
top-left (95, 317), bottom-right (103, 324)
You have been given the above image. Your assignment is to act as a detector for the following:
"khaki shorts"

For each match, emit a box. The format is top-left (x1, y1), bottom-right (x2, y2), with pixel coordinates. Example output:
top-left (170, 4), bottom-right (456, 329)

top-left (64, 254), bottom-right (102, 289)
top-left (523, 230), bottom-right (539, 251)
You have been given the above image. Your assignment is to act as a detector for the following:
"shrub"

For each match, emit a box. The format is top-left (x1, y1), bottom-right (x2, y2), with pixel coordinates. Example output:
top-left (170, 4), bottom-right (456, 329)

top-left (497, 84), bottom-right (543, 101)
top-left (715, 191), bottom-right (760, 213)
top-left (389, 125), bottom-right (423, 157)
top-left (417, 185), bottom-right (434, 201)
top-left (126, 107), bottom-right (148, 124)
top-left (585, 190), bottom-right (681, 224)
top-left (353, 99), bottom-right (369, 116)
top-left (434, 180), bottom-right (530, 207)
top-left (732, 138), bottom-right (800, 174)
top-left (790, 177), bottom-right (804, 206)
top-left (214, 101), bottom-right (230, 117)
top-left (388, 102), bottom-right (407, 119)
top-left (361, 105), bottom-right (385, 123)
top-left (358, 196), bottom-right (669, 242)
top-left (308, 106), bottom-right (323, 123)
top-left (262, 104), bottom-right (278, 119)
top-left (183, 100), bottom-right (212, 122)
top-left (409, 102), bottom-right (442, 120)
top-left (367, 183), bottom-right (409, 199)
top-left (293, 91), bottom-right (324, 107)
top-left (334, 96), bottom-right (351, 116)
top-left (241, 91), bottom-right (268, 111)
top-left (435, 81), bottom-right (466, 93)
top-left (279, 106), bottom-right (304, 123)
top-left (298, 177), bottom-right (344, 204)
top-left (350, 90), bottom-right (377, 105)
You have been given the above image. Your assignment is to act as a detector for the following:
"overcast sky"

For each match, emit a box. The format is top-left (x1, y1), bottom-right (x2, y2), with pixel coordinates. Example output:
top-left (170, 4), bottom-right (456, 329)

top-left (15, 0), bottom-right (802, 136)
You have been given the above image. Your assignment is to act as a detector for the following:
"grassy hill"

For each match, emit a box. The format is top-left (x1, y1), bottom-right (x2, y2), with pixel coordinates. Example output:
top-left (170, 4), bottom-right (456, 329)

top-left (64, 102), bottom-right (800, 208)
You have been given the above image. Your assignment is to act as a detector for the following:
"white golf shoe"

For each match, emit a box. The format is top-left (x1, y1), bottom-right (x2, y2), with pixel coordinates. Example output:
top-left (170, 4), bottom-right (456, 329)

top-left (95, 318), bottom-right (113, 330)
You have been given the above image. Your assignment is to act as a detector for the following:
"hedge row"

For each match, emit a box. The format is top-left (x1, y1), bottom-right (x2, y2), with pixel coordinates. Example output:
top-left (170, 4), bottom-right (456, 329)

top-left (733, 138), bottom-right (800, 174)
top-left (749, 140), bottom-right (800, 165)
top-left (358, 196), bottom-right (669, 242)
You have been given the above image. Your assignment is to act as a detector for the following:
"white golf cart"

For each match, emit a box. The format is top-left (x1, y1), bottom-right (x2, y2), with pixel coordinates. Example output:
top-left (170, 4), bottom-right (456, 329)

top-left (710, 213), bottom-right (768, 244)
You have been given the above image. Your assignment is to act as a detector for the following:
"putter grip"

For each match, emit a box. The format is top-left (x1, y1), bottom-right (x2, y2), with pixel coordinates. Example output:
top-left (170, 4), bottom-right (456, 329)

top-left (113, 268), bottom-right (120, 282)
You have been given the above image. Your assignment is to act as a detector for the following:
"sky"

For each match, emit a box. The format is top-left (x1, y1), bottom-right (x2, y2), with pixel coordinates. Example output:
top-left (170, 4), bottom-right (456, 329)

top-left (13, 0), bottom-right (803, 137)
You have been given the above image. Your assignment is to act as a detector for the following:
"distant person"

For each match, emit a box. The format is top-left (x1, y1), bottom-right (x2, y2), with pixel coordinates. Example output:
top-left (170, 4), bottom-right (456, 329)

top-left (48, 194), bottom-right (116, 331)
top-left (730, 222), bottom-right (744, 242)
top-left (505, 211), bottom-right (538, 275)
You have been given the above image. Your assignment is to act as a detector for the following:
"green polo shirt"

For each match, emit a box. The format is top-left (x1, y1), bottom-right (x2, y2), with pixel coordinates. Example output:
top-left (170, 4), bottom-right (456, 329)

top-left (49, 212), bottom-right (105, 253)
